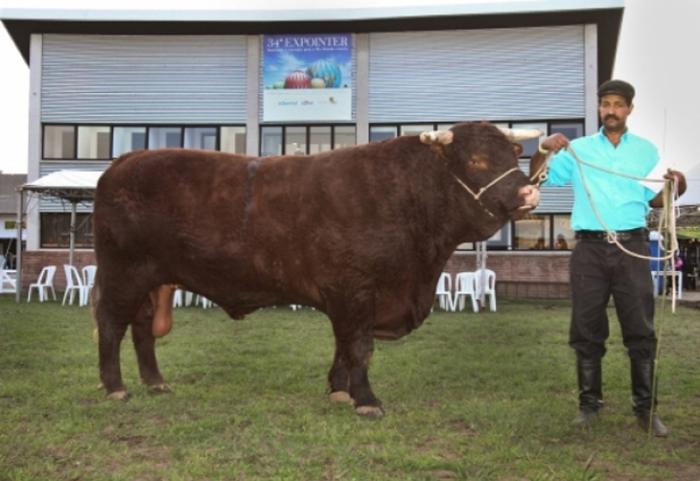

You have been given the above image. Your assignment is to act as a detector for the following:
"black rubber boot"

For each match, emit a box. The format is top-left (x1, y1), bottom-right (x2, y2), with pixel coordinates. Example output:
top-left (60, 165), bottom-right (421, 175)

top-left (573, 356), bottom-right (603, 427)
top-left (630, 357), bottom-right (668, 437)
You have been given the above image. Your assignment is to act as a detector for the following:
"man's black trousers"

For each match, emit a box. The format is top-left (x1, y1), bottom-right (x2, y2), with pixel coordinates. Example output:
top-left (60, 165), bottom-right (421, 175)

top-left (569, 237), bottom-right (657, 360)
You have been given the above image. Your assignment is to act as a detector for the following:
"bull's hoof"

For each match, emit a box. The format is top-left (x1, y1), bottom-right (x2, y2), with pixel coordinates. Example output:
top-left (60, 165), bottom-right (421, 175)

top-left (106, 390), bottom-right (129, 402)
top-left (355, 405), bottom-right (385, 418)
top-left (329, 391), bottom-right (353, 404)
top-left (147, 383), bottom-right (172, 394)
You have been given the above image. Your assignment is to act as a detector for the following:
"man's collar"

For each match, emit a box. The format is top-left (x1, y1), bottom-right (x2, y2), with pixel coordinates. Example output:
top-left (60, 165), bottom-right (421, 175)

top-left (598, 126), bottom-right (629, 143)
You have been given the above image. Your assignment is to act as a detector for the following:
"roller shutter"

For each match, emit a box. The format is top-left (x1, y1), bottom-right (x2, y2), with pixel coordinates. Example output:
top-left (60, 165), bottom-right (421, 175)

top-left (41, 34), bottom-right (248, 123)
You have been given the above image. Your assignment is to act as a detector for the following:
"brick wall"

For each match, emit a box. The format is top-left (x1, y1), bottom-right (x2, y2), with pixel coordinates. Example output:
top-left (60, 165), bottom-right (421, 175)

top-left (20, 250), bottom-right (96, 294)
top-left (444, 251), bottom-right (571, 299)
top-left (17, 249), bottom-right (571, 299)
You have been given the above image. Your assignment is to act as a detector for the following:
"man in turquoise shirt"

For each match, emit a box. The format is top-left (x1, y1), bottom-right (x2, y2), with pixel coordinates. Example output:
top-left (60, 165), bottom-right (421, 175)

top-left (531, 79), bottom-right (686, 436)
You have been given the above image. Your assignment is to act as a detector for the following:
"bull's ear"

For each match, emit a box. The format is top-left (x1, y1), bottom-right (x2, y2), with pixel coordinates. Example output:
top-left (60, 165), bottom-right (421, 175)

top-left (512, 143), bottom-right (523, 157)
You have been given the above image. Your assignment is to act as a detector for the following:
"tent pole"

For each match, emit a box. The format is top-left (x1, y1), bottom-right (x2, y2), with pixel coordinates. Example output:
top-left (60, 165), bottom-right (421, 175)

top-left (69, 201), bottom-right (77, 267)
top-left (16, 190), bottom-right (23, 303)
top-left (478, 241), bottom-right (487, 306)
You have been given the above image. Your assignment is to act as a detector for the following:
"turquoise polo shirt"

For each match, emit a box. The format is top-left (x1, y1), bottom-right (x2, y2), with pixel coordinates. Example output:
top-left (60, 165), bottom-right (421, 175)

top-left (544, 128), bottom-right (658, 231)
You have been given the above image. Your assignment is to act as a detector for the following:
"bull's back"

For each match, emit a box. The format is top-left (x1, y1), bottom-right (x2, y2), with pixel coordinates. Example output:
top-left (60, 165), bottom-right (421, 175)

top-left (95, 150), bottom-right (251, 257)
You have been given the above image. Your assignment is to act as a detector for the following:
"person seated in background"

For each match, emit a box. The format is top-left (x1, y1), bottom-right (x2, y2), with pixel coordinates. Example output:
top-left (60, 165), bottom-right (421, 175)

top-left (555, 234), bottom-right (569, 250)
top-left (533, 237), bottom-right (546, 250)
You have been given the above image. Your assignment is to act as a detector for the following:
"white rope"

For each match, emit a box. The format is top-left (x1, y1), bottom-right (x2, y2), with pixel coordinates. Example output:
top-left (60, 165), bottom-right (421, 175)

top-left (452, 166), bottom-right (522, 218)
top-left (559, 145), bottom-right (680, 312)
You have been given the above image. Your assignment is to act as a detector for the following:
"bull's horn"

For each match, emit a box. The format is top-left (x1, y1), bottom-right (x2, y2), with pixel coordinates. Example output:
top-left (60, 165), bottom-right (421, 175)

top-left (497, 127), bottom-right (543, 141)
top-left (419, 130), bottom-right (454, 145)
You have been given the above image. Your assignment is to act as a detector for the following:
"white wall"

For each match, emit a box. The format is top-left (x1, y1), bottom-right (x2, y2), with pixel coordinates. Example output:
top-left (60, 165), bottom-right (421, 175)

top-left (614, 0), bottom-right (700, 205)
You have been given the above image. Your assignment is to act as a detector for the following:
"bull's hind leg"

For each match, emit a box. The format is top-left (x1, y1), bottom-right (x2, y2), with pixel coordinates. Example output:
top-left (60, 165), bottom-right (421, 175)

top-left (96, 295), bottom-right (138, 401)
top-left (131, 293), bottom-right (170, 394)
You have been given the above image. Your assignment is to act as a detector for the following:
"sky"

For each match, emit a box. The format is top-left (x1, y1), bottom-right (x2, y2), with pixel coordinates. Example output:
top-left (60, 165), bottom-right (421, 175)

top-left (1, 0), bottom-right (699, 204)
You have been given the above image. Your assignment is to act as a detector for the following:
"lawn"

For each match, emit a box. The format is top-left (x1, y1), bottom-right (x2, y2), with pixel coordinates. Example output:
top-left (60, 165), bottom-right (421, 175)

top-left (0, 296), bottom-right (698, 481)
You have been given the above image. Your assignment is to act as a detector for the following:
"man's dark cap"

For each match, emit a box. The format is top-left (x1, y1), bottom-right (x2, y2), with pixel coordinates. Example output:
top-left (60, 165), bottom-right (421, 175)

top-left (598, 79), bottom-right (635, 104)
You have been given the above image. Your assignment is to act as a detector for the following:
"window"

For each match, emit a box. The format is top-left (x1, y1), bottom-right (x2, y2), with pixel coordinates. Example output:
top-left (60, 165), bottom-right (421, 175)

top-left (550, 122), bottom-right (584, 141)
top-left (113, 127), bottom-right (146, 157)
top-left (149, 127), bottom-right (182, 149)
top-left (400, 124), bottom-right (432, 137)
top-left (261, 126), bottom-right (283, 156)
top-left (44, 124), bottom-right (248, 159)
top-left (285, 126), bottom-right (307, 155)
top-left (77, 126), bottom-right (111, 159)
top-left (553, 214), bottom-right (576, 250)
top-left (334, 126), bottom-right (356, 149)
top-left (486, 224), bottom-right (511, 250)
top-left (513, 214), bottom-right (551, 250)
top-left (309, 126), bottom-right (331, 154)
top-left (43, 125), bottom-right (75, 159)
top-left (370, 126), bottom-right (397, 143)
top-left (40, 213), bottom-right (93, 248)
top-left (220, 127), bottom-right (247, 154)
top-left (260, 125), bottom-right (356, 155)
top-left (184, 127), bottom-right (217, 150)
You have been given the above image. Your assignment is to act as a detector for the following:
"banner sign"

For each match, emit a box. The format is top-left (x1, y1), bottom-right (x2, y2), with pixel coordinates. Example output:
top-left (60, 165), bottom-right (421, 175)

top-left (263, 34), bottom-right (352, 122)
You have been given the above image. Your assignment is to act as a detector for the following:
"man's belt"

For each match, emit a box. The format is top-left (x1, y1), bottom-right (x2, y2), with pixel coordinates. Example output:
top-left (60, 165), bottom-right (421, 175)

top-left (575, 228), bottom-right (648, 242)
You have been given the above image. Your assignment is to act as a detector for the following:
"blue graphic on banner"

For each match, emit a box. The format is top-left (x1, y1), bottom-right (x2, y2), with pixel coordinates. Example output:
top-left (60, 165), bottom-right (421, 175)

top-left (263, 34), bottom-right (352, 122)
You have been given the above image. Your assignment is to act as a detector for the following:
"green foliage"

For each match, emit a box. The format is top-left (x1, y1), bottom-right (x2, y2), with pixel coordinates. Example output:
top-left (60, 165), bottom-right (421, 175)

top-left (0, 297), bottom-right (698, 480)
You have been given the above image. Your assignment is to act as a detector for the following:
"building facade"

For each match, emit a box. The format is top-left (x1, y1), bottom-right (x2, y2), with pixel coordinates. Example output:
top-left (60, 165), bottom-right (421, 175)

top-left (1, 2), bottom-right (624, 296)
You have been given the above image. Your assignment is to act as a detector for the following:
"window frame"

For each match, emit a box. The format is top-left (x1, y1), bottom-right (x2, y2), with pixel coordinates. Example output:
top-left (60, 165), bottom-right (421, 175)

top-left (42, 123), bottom-right (247, 160)
top-left (42, 123), bottom-right (77, 160)
top-left (76, 125), bottom-right (113, 160)
top-left (258, 124), bottom-right (357, 155)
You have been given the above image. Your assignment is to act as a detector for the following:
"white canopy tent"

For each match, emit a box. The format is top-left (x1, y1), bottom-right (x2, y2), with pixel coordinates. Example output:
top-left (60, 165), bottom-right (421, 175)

top-left (16, 170), bottom-right (102, 302)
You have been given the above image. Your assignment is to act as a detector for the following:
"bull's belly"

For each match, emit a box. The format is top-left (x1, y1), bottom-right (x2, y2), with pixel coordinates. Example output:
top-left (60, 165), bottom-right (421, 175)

top-left (372, 295), bottom-right (433, 341)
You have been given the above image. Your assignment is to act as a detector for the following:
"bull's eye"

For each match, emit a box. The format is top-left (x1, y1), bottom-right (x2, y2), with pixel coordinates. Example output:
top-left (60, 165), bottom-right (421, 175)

top-left (469, 153), bottom-right (490, 171)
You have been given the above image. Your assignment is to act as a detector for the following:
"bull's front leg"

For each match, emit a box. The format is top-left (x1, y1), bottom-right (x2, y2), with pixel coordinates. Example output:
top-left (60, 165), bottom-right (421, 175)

top-left (329, 320), bottom-right (384, 418)
top-left (328, 341), bottom-right (351, 404)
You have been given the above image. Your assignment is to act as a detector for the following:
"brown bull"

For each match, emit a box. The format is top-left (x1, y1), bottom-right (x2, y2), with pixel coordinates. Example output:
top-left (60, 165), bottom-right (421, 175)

top-left (93, 122), bottom-right (540, 416)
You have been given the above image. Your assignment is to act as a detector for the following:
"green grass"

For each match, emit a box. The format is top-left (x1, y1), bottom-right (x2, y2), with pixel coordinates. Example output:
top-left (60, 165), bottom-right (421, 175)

top-left (0, 295), bottom-right (698, 481)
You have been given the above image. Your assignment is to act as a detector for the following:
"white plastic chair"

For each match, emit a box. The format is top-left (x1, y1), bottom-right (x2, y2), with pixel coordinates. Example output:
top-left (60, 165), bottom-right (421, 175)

top-left (172, 288), bottom-right (183, 308)
top-left (453, 272), bottom-right (479, 313)
top-left (435, 272), bottom-right (453, 311)
top-left (0, 269), bottom-right (17, 294)
top-left (62, 264), bottom-right (88, 306)
top-left (82, 265), bottom-right (97, 301)
top-left (27, 265), bottom-right (57, 302)
top-left (196, 294), bottom-right (213, 309)
top-left (475, 268), bottom-right (497, 312)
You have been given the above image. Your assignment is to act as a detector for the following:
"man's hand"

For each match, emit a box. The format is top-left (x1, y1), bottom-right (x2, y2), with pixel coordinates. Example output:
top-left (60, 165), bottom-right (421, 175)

top-left (540, 133), bottom-right (570, 155)
top-left (663, 169), bottom-right (687, 197)
top-left (650, 168), bottom-right (687, 208)
top-left (529, 133), bottom-right (571, 185)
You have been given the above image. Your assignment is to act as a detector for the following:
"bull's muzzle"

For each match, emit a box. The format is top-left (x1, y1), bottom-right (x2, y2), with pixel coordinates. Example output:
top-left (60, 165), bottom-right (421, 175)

top-left (516, 184), bottom-right (540, 213)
